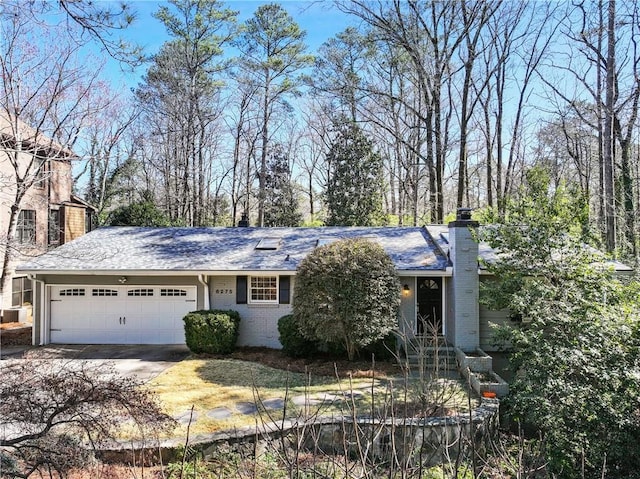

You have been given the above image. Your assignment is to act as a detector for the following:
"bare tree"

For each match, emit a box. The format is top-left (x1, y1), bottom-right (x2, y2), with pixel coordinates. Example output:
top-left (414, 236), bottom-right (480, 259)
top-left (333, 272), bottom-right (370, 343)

top-left (135, 0), bottom-right (237, 226)
top-left (0, 8), bottom-right (108, 310)
top-left (454, 0), bottom-right (500, 209)
top-left (542, 0), bottom-right (640, 255)
top-left (298, 99), bottom-right (334, 222)
top-left (225, 78), bottom-right (260, 225)
top-left (74, 96), bottom-right (140, 222)
top-left (0, 358), bottom-right (173, 478)
top-left (235, 3), bottom-right (313, 227)
top-left (473, 1), bottom-right (559, 215)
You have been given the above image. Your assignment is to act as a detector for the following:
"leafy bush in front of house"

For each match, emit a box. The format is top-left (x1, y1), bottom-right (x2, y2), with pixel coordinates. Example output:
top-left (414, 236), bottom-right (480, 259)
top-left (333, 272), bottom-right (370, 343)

top-left (293, 238), bottom-right (401, 361)
top-left (183, 310), bottom-right (240, 354)
top-left (277, 314), bottom-right (318, 358)
top-left (361, 332), bottom-right (397, 361)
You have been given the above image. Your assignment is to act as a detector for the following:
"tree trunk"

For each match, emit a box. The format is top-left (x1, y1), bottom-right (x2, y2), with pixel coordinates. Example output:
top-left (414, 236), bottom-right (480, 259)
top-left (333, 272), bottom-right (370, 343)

top-left (603, 0), bottom-right (616, 253)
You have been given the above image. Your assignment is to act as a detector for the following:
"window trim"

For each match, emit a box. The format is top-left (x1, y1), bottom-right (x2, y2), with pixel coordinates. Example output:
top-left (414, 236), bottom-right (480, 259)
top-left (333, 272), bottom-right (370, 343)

top-left (33, 157), bottom-right (47, 189)
top-left (48, 208), bottom-right (61, 247)
top-left (248, 275), bottom-right (279, 304)
top-left (11, 276), bottom-right (33, 307)
top-left (16, 210), bottom-right (36, 245)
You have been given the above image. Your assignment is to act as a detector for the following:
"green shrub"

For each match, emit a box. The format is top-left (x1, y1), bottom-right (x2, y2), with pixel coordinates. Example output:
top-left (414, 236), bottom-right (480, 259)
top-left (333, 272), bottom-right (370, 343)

top-left (293, 238), bottom-right (400, 360)
top-left (361, 332), bottom-right (397, 361)
top-left (277, 314), bottom-right (317, 358)
top-left (183, 310), bottom-right (240, 354)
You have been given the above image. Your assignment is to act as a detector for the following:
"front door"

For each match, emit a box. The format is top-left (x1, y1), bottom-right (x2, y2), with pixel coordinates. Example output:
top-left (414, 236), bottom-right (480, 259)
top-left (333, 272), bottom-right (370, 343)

top-left (417, 277), bottom-right (443, 336)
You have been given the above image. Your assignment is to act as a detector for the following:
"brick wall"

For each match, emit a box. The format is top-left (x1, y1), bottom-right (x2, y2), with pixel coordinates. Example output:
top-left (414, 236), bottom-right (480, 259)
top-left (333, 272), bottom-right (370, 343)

top-left (48, 160), bottom-right (72, 205)
top-left (209, 276), bottom-right (293, 349)
top-left (448, 220), bottom-right (480, 352)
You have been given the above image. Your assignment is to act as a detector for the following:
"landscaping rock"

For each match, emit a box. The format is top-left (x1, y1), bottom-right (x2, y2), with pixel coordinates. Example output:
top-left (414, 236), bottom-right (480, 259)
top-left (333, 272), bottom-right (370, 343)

top-left (207, 407), bottom-right (233, 420)
top-left (236, 402), bottom-right (258, 415)
top-left (175, 410), bottom-right (200, 425)
top-left (262, 398), bottom-right (285, 410)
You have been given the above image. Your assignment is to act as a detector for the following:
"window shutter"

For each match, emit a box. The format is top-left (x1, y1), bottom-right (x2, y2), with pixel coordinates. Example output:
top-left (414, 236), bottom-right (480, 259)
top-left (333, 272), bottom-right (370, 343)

top-left (279, 276), bottom-right (290, 304)
top-left (236, 276), bottom-right (247, 304)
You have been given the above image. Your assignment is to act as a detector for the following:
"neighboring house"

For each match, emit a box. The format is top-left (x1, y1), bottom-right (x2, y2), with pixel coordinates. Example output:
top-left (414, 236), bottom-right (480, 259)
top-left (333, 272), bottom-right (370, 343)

top-left (17, 210), bottom-right (631, 351)
top-left (0, 115), bottom-right (95, 321)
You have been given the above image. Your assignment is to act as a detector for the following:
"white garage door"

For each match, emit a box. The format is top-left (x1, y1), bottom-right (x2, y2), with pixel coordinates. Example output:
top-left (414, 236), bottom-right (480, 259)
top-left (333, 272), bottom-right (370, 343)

top-left (49, 285), bottom-right (197, 344)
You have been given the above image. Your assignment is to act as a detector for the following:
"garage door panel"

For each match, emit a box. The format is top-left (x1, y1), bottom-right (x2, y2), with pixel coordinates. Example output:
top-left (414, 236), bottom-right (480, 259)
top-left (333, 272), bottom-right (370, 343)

top-left (50, 286), bottom-right (196, 344)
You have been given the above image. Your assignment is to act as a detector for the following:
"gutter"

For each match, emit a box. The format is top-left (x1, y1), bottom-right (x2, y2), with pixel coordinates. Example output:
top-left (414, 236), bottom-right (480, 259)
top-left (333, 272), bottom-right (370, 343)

top-left (198, 274), bottom-right (210, 310)
top-left (27, 274), bottom-right (46, 346)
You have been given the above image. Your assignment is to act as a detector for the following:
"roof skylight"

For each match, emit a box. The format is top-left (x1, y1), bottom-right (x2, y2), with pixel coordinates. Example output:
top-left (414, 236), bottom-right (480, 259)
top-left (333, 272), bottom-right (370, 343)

top-left (316, 238), bottom-right (336, 247)
top-left (255, 237), bottom-right (281, 250)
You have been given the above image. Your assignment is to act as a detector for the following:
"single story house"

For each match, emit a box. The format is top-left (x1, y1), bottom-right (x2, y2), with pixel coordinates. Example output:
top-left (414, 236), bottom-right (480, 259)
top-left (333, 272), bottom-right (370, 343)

top-left (15, 210), bottom-right (583, 352)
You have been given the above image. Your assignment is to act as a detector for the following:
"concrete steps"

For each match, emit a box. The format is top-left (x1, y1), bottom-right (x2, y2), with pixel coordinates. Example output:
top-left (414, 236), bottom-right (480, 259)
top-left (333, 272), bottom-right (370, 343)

top-left (398, 337), bottom-right (459, 376)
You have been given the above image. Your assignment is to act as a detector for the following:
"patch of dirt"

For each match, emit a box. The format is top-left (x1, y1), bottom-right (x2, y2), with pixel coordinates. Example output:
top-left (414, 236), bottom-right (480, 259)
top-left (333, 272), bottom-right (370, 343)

top-left (67, 464), bottom-right (164, 479)
top-left (208, 347), bottom-right (403, 379)
top-left (0, 323), bottom-right (32, 346)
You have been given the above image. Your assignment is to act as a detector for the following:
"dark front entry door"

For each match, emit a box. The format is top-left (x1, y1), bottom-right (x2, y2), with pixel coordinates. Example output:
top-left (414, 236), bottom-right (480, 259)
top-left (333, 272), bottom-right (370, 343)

top-left (417, 277), bottom-right (443, 335)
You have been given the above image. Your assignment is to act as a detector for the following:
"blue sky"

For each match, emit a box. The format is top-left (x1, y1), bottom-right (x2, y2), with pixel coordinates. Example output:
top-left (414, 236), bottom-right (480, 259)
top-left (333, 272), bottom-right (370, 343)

top-left (108, 1), bottom-right (357, 89)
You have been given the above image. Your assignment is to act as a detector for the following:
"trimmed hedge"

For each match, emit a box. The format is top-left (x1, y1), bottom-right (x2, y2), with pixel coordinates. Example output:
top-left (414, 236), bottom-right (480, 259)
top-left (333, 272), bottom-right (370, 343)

top-left (277, 314), bottom-right (318, 358)
top-left (183, 310), bottom-right (240, 354)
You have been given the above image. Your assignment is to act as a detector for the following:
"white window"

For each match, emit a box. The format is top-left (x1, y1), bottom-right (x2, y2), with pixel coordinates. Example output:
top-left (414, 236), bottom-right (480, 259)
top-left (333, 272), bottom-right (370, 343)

top-left (249, 276), bottom-right (278, 303)
top-left (128, 288), bottom-right (154, 297)
top-left (12, 277), bottom-right (33, 306)
top-left (92, 288), bottom-right (118, 297)
top-left (160, 288), bottom-right (187, 297)
top-left (59, 288), bottom-right (85, 297)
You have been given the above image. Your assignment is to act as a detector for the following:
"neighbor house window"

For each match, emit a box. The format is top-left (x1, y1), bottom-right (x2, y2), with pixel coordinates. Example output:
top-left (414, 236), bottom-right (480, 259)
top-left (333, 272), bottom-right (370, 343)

top-left (16, 210), bottom-right (36, 244)
top-left (33, 157), bottom-right (47, 189)
top-left (48, 209), bottom-right (61, 247)
top-left (249, 276), bottom-right (278, 303)
top-left (12, 277), bottom-right (32, 307)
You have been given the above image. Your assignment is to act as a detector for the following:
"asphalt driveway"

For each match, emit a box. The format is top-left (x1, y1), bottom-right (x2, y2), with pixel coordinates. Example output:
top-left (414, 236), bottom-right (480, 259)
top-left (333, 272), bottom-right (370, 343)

top-left (0, 344), bottom-right (190, 382)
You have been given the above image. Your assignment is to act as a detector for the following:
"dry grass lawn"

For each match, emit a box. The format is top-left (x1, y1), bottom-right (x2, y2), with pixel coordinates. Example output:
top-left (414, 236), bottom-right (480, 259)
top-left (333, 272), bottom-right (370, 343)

top-left (149, 348), bottom-right (477, 438)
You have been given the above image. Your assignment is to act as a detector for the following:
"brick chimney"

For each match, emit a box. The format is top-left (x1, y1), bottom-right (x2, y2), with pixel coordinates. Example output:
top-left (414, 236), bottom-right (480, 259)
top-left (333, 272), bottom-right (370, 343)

top-left (447, 208), bottom-right (479, 352)
top-left (237, 212), bottom-right (249, 227)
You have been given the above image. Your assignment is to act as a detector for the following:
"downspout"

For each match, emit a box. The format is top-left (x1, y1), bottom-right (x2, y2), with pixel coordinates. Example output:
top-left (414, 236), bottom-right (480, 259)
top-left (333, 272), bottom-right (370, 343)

top-left (27, 274), bottom-right (46, 345)
top-left (198, 274), bottom-right (210, 310)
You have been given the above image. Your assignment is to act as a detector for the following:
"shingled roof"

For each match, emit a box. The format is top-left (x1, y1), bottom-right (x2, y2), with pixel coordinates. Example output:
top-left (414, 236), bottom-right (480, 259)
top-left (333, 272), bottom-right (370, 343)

top-left (17, 226), bottom-right (452, 274)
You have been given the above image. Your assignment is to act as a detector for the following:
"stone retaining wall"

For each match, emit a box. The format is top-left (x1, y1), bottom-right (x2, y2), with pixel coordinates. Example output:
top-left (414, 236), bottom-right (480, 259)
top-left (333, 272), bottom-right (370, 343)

top-left (100, 398), bottom-right (500, 468)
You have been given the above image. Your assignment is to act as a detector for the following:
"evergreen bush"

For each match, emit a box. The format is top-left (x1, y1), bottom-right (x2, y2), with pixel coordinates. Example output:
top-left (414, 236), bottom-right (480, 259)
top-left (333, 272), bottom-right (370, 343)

top-left (277, 314), bottom-right (317, 358)
top-left (293, 238), bottom-right (400, 360)
top-left (361, 332), bottom-right (397, 361)
top-left (183, 310), bottom-right (240, 354)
